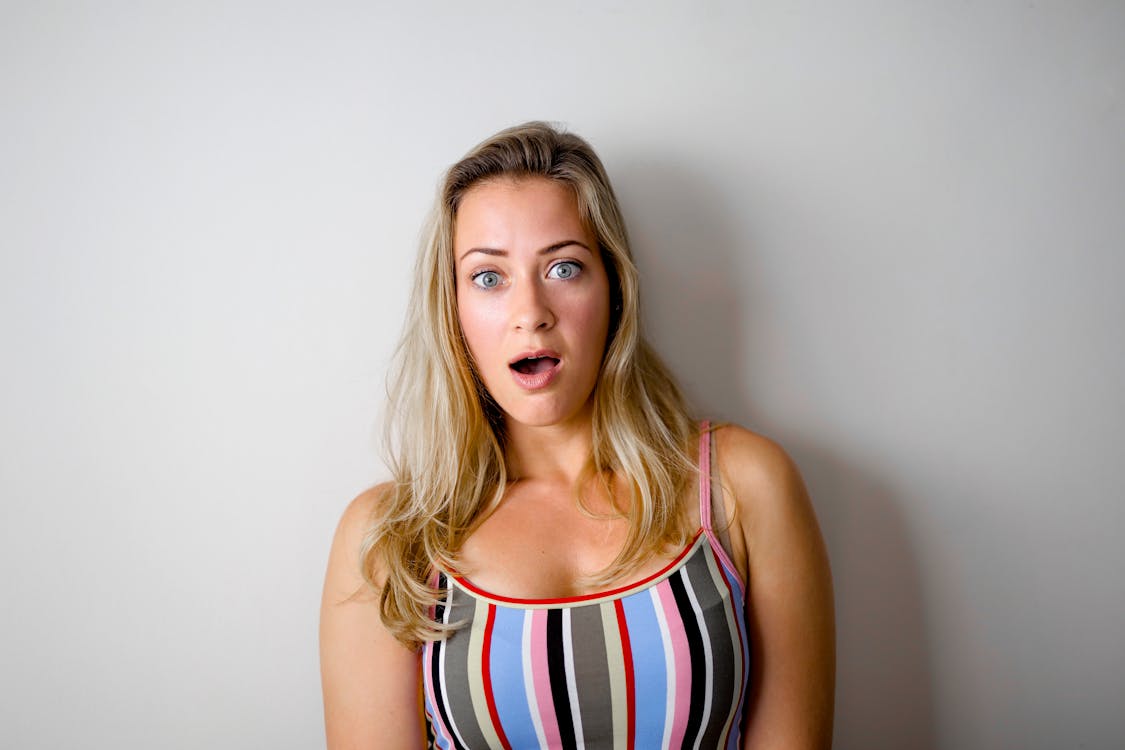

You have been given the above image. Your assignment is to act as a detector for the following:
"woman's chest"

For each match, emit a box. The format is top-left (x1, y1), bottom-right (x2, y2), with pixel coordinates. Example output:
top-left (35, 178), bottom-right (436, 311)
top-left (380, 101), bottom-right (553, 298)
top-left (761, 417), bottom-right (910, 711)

top-left (454, 484), bottom-right (703, 601)
top-left (423, 538), bottom-right (750, 750)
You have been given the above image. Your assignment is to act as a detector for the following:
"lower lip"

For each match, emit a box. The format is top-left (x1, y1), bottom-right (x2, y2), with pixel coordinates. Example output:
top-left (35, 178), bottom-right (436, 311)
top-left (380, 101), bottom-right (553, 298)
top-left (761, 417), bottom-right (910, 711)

top-left (509, 360), bottom-right (561, 390)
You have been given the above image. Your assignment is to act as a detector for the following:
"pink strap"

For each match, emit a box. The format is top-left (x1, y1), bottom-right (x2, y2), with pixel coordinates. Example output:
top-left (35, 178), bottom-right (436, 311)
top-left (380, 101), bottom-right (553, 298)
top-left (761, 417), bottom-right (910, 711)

top-left (698, 419), bottom-right (713, 531)
top-left (698, 420), bottom-right (746, 590)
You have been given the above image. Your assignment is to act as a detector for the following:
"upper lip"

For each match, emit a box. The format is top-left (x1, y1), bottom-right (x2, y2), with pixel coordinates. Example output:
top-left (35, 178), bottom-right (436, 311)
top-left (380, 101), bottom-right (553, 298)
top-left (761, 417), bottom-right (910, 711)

top-left (508, 348), bottom-right (562, 366)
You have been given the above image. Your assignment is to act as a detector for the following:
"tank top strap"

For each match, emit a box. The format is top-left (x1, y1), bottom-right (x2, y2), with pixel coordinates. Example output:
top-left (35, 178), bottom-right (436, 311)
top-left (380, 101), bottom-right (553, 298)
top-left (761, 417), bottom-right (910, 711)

top-left (698, 420), bottom-right (740, 580)
top-left (698, 419), bottom-right (714, 530)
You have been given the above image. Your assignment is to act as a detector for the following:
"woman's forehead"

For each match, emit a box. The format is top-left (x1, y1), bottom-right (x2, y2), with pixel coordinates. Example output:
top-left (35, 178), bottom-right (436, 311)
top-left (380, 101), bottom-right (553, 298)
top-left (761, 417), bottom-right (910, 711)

top-left (453, 178), bottom-right (592, 252)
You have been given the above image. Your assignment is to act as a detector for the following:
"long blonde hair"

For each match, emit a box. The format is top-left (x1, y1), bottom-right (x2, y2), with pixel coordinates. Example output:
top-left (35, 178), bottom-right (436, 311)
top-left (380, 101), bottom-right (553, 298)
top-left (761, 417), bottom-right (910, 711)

top-left (362, 121), bottom-right (697, 647)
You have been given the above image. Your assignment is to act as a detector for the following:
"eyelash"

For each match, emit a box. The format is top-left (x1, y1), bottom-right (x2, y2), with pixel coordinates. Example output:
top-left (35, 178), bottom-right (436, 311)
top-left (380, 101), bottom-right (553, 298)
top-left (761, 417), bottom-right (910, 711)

top-left (547, 261), bottom-right (582, 280)
top-left (469, 261), bottom-right (583, 289)
top-left (470, 270), bottom-right (502, 289)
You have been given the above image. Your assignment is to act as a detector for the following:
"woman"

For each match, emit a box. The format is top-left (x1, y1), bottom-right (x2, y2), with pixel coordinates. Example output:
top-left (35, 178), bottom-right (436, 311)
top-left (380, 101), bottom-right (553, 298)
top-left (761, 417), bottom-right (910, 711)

top-left (320, 122), bottom-right (834, 749)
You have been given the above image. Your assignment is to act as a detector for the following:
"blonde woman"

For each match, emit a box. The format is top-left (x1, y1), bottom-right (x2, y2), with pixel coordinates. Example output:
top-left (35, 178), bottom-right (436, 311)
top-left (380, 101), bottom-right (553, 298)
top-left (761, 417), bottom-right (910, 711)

top-left (320, 122), bottom-right (835, 749)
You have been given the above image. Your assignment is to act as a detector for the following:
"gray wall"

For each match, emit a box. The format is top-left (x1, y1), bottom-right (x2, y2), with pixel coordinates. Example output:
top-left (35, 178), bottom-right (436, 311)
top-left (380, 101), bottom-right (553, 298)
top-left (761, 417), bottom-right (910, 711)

top-left (2, 2), bottom-right (1122, 748)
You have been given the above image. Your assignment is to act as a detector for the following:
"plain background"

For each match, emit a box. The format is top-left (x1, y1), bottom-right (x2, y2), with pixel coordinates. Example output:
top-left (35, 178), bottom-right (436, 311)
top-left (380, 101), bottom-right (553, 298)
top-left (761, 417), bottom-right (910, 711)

top-left (2, 2), bottom-right (1123, 748)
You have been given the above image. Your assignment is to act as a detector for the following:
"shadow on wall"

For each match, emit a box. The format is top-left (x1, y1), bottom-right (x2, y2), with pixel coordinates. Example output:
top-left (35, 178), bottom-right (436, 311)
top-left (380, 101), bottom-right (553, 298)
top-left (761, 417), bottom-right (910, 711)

top-left (614, 157), bottom-right (937, 750)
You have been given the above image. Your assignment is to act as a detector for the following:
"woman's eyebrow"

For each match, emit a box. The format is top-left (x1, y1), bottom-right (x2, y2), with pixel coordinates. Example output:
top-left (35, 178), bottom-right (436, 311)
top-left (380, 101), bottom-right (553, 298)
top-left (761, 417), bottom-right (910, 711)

top-left (458, 240), bottom-right (591, 262)
top-left (539, 240), bottom-right (592, 256)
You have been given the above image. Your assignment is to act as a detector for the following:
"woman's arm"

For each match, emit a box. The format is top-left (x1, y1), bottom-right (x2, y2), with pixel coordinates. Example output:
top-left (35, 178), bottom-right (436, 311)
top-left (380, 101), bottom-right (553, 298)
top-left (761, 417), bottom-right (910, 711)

top-left (717, 427), bottom-right (836, 750)
top-left (319, 485), bottom-right (425, 749)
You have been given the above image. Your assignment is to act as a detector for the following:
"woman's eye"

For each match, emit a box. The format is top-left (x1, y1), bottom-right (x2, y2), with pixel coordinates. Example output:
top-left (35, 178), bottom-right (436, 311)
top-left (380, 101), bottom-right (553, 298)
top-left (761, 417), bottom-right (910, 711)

top-left (548, 261), bottom-right (581, 280)
top-left (471, 271), bottom-right (501, 289)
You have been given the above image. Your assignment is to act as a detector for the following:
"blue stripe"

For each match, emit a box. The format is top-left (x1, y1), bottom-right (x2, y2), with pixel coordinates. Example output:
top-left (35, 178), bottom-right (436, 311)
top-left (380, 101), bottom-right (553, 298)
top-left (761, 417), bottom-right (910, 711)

top-left (720, 560), bottom-right (750, 750)
top-left (621, 586), bottom-right (668, 747)
top-left (487, 607), bottom-right (538, 747)
top-left (720, 562), bottom-right (750, 673)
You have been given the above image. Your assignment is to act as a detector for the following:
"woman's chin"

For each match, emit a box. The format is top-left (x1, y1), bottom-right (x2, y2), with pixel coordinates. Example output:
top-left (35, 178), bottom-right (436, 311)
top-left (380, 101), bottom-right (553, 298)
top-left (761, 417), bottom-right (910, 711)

top-left (500, 401), bottom-right (594, 431)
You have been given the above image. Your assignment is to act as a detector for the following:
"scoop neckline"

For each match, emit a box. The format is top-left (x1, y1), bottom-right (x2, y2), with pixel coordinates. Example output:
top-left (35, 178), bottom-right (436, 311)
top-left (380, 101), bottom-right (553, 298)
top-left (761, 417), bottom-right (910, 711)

top-left (447, 528), bottom-right (707, 609)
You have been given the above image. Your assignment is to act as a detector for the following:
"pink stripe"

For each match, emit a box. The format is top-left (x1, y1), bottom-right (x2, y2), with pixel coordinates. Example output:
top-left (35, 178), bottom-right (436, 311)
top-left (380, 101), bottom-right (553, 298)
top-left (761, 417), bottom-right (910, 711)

top-left (422, 641), bottom-right (454, 748)
top-left (530, 609), bottom-right (563, 748)
top-left (656, 580), bottom-right (692, 749)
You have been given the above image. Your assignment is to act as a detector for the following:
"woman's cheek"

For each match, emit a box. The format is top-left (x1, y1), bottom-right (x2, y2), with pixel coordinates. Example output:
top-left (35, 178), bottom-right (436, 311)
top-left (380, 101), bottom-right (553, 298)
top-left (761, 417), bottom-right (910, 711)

top-left (458, 298), bottom-right (505, 366)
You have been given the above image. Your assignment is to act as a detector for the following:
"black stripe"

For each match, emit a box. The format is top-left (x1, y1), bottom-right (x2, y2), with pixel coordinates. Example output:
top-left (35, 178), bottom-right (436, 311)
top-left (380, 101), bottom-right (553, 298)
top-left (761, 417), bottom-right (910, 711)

top-left (428, 579), bottom-right (467, 750)
top-left (670, 568), bottom-right (708, 748)
top-left (693, 553), bottom-right (738, 750)
top-left (546, 609), bottom-right (578, 750)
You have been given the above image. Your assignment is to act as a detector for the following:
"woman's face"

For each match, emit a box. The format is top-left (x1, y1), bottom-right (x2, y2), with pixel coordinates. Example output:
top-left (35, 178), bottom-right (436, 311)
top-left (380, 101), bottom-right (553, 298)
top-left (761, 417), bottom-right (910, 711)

top-left (454, 177), bottom-right (611, 430)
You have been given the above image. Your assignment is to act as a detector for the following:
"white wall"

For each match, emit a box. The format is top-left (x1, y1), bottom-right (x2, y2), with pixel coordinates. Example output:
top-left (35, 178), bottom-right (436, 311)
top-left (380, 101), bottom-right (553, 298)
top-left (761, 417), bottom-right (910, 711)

top-left (2, 2), bottom-right (1122, 748)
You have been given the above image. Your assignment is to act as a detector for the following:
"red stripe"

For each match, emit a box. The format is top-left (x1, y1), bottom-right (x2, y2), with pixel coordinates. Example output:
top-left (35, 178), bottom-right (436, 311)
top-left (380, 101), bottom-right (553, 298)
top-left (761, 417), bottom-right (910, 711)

top-left (614, 599), bottom-right (636, 749)
top-left (454, 530), bottom-right (704, 605)
top-left (480, 604), bottom-right (512, 750)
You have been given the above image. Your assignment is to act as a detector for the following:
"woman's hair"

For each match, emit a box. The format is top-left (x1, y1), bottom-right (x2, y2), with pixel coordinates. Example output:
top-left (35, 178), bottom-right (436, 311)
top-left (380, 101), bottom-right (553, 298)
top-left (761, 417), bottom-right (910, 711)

top-left (361, 121), bottom-right (696, 647)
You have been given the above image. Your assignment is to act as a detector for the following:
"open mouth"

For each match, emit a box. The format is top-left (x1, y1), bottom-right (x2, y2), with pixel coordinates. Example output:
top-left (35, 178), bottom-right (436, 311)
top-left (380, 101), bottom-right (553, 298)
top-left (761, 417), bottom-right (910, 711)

top-left (510, 355), bottom-right (560, 375)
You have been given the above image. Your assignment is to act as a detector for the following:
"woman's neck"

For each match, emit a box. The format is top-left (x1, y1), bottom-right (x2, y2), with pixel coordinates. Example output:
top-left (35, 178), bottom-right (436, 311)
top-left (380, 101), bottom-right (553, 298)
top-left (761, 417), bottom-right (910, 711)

top-left (503, 412), bottom-right (595, 485)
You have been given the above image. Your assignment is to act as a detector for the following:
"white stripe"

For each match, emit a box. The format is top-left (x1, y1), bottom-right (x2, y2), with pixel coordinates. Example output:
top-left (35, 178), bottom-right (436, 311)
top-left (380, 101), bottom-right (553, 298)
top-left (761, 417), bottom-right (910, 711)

top-left (650, 586), bottom-right (677, 750)
top-left (703, 546), bottom-right (742, 748)
top-left (423, 641), bottom-right (449, 748)
top-left (562, 608), bottom-right (586, 748)
top-left (469, 599), bottom-right (503, 749)
top-left (706, 555), bottom-right (742, 746)
top-left (683, 568), bottom-right (714, 750)
top-left (600, 602), bottom-right (628, 750)
top-left (437, 592), bottom-right (469, 749)
top-left (522, 611), bottom-right (549, 749)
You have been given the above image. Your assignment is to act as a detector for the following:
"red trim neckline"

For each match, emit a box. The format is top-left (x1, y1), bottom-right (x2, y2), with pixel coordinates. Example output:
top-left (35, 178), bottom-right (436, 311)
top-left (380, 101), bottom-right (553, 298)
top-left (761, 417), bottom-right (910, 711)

top-left (450, 528), bottom-right (705, 605)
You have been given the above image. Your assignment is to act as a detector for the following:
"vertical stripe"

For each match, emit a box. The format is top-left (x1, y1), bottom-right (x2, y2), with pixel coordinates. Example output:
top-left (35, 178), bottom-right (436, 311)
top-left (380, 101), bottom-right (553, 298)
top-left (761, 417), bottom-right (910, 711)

top-left (546, 609), bottom-right (578, 749)
top-left (600, 601), bottom-right (627, 750)
top-left (649, 586), bottom-right (677, 750)
top-left (720, 563), bottom-right (750, 750)
top-left (694, 553), bottom-right (737, 750)
top-left (423, 640), bottom-right (452, 750)
top-left (418, 670), bottom-right (428, 747)
top-left (530, 609), bottom-right (564, 748)
top-left (571, 604), bottom-right (613, 743)
top-left (701, 543), bottom-right (746, 750)
top-left (522, 611), bottom-right (549, 748)
top-left (468, 599), bottom-right (507, 750)
top-left (673, 566), bottom-right (712, 750)
top-left (561, 609), bottom-right (587, 748)
top-left (436, 595), bottom-right (469, 750)
top-left (621, 590), bottom-right (667, 748)
top-left (489, 607), bottom-right (538, 748)
top-left (613, 599), bottom-right (636, 750)
top-left (440, 592), bottom-right (490, 749)
top-left (426, 589), bottom-right (463, 750)
top-left (480, 603), bottom-right (513, 750)
top-left (420, 503), bottom-right (752, 748)
top-left (655, 580), bottom-right (693, 749)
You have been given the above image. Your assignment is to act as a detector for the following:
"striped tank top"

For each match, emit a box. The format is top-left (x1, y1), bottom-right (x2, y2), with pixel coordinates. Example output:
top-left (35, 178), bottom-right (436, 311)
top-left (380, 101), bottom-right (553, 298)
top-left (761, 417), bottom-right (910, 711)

top-left (423, 424), bottom-right (750, 749)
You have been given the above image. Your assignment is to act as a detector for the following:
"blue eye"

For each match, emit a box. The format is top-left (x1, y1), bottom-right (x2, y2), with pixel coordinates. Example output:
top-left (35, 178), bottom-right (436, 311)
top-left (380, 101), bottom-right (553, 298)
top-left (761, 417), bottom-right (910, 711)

top-left (472, 271), bottom-right (501, 289)
top-left (548, 261), bottom-right (581, 280)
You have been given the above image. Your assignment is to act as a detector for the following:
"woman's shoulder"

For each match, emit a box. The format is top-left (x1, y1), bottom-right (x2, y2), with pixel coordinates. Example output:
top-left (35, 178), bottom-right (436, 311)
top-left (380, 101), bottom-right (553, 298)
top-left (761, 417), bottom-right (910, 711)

top-left (707, 424), bottom-right (834, 745)
top-left (325, 482), bottom-right (393, 591)
top-left (709, 423), bottom-right (816, 540)
top-left (712, 423), bottom-right (804, 490)
top-left (337, 483), bottom-right (391, 532)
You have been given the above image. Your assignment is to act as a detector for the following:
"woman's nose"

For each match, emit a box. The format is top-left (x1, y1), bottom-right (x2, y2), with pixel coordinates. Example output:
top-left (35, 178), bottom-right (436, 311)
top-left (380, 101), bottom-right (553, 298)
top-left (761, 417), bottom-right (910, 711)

top-left (512, 280), bottom-right (555, 331)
